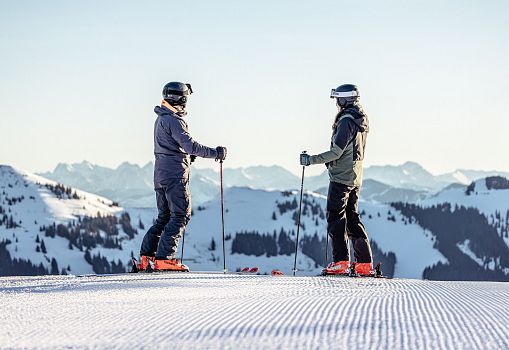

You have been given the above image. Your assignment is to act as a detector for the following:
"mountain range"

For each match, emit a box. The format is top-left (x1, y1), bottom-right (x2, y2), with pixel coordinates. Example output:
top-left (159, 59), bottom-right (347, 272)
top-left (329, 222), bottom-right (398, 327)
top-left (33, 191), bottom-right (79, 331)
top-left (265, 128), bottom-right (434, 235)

top-left (2, 164), bottom-right (509, 281)
top-left (39, 160), bottom-right (509, 207)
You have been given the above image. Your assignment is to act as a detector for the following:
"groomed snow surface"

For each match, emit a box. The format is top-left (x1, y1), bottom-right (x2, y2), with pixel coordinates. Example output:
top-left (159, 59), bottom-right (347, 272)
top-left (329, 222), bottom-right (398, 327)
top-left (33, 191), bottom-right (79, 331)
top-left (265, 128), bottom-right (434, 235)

top-left (1, 273), bottom-right (508, 350)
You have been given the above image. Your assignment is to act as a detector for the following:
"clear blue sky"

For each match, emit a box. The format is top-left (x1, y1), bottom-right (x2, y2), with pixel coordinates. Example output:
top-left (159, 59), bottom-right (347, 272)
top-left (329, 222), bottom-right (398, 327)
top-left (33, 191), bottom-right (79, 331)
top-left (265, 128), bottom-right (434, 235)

top-left (1, 0), bottom-right (508, 176)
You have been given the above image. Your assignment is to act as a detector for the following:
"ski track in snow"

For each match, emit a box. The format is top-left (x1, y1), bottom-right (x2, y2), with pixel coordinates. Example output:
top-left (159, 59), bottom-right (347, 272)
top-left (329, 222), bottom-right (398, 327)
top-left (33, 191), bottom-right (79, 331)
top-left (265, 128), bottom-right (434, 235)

top-left (0, 274), bottom-right (508, 350)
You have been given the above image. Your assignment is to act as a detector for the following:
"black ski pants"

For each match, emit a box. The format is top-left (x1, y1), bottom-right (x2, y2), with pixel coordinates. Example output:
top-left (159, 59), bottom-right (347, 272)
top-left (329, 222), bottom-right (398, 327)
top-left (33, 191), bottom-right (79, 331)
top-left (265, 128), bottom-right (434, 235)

top-left (326, 181), bottom-right (372, 263)
top-left (140, 178), bottom-right (191, 258)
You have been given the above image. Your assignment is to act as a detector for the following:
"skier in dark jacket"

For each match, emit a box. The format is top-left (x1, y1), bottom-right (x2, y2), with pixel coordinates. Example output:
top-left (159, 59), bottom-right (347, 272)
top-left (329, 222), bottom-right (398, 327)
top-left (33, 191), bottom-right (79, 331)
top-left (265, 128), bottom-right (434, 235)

top-left (300, 84), bottom-right (373, 276)
top-left (139, 82), bottom-right (227, 271)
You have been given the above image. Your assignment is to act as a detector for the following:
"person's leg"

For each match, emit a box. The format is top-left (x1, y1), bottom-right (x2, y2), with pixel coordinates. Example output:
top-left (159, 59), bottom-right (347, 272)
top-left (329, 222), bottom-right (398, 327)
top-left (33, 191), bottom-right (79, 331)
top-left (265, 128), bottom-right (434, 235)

top-left (326, 182), bottom-right (351, 262)
top-left (156, 179), bottom-right (192, 258)
top-left (346, 187), bottom-right (372, 263)
top-left (140, 188), bottom-right (171, 256)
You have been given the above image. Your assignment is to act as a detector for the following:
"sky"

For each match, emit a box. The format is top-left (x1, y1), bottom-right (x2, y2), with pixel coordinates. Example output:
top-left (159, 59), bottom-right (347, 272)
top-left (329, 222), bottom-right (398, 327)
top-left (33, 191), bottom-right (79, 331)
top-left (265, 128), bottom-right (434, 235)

top-left (0, 0), bottom-right (508, 176)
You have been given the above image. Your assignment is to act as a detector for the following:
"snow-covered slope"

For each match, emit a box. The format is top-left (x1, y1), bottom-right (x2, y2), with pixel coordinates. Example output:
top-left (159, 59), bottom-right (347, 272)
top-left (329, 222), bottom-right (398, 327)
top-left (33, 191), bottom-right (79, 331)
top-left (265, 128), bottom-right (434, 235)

top-left (389, 176), bottom-right (509, 280)
top-left (1, 273), bottom-right (507, 349)
top-left (4, 165), bottom-right (507, 281)
top-left (420, 177), bottom-right (509, 249)
top-left (1, 165), bottom-right (444, 279)
top-left (0, 165), bottom-right (135, 275)
top-left (422, 177), bottom-right (509, 223)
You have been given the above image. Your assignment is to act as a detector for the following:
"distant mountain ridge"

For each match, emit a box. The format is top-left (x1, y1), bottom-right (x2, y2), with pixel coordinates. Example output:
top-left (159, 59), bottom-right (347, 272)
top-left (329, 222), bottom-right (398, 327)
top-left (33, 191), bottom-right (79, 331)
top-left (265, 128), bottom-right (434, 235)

top-left (39, 161), bottom-right (509, 208)
top-left (364, 161), bottom-right (509, 192)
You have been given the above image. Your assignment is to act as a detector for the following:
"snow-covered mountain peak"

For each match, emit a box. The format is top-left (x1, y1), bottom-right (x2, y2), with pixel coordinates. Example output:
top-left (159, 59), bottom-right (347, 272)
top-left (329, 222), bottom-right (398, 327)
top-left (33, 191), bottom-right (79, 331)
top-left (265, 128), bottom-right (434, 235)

top-left (401, 161), bottom-right (428, 172)
top-left (117, 161), bottom-right (141, 171)
top-left (450, 170), bottom-right (470, 184)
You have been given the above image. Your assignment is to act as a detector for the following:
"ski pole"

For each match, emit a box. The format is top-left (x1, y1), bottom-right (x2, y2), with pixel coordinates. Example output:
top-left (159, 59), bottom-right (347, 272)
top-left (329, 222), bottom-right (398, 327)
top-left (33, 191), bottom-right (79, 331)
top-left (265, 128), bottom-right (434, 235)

top-left (292, 152), bottom-right (306, 276)
top-left (324, 232), bottom-right (329, 268)
top-left (180, 229), bottom-right (186, 264)
top-left (220, 160), bottom-right (227, 273)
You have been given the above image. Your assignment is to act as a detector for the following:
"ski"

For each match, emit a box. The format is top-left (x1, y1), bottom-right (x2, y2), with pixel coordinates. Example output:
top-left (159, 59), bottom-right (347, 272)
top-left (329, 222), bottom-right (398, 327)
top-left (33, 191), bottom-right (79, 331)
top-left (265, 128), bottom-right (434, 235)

top-left (239, 267), bottom-right (259, 274)
top-left (130, 259), bottom-right (289, 277)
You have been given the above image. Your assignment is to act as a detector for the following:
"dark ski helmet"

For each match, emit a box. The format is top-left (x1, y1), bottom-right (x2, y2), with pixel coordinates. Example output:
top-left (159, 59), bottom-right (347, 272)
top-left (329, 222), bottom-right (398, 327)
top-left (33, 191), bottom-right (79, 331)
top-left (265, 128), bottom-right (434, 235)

top-left (162, 82), bottom-right (193, 107)
top-left (330, 84), bottom-right (359, 108)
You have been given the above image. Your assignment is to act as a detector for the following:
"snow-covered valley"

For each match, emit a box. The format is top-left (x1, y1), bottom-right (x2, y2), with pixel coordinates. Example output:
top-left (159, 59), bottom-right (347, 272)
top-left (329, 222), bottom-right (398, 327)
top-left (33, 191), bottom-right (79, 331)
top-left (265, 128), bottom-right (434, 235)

top-left (0, 273), bottom-right (507, 349)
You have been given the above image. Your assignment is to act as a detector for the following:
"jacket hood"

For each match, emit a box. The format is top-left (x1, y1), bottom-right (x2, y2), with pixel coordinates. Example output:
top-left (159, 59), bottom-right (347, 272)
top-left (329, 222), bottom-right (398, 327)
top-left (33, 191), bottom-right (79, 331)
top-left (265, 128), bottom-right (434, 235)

top-left (342, 105), bottom-right (369, 133)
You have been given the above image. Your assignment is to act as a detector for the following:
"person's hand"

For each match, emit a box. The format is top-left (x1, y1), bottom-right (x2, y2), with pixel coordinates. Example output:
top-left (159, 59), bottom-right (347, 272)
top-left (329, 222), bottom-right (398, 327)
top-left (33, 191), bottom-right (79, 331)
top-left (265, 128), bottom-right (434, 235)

top-left (300, 152), bottom-right (311, 166)
top-left (216, 146), bottom-right (227, 161)
top-left (190, 155), bottom-right (197, 164)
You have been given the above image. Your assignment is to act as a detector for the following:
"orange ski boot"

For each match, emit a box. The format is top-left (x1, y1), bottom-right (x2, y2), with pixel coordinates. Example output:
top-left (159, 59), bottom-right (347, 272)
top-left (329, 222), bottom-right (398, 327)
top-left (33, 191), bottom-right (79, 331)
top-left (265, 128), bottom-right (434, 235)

top-left (153, 258), bottom-right (189, 272)
top-left (138, 255), bottom-right (155, 271)
top-left (355, 262), bottom-right (374, 276)
top-left (323, 261), bottom-right (350, 275)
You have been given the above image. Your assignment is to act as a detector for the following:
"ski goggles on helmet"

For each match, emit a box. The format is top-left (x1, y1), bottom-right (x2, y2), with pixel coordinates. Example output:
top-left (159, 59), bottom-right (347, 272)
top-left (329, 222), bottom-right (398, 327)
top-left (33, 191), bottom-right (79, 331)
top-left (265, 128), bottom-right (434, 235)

top-left (164, 83), bottom-right (193, 97)
top-left (330, 89), bottom-right (359, 98)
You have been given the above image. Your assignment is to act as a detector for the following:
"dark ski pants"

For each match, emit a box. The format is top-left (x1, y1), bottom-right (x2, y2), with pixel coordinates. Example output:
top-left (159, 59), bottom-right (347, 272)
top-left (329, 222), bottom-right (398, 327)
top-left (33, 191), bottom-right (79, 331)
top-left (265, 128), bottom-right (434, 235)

top-left (140, 178), bottom-right (191, 258)
top-left (326, 181), bottom-right (372, 263)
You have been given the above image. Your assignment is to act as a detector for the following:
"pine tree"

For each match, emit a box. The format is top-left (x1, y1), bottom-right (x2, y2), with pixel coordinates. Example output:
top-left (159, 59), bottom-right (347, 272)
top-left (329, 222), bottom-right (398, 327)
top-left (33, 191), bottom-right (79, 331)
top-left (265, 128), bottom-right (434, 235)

top-left (209, 238), bottom-right (216, 251)
top-left (40, 239), bottom-right (47, 254)
top-left (50, 258), bottom-right (59, 275)
top-left (35, 235), bottom-right (40, 243)
top-left (84, 250), bottom-right (92, 264)
top-left (272, 212), bottom-right (277, 221)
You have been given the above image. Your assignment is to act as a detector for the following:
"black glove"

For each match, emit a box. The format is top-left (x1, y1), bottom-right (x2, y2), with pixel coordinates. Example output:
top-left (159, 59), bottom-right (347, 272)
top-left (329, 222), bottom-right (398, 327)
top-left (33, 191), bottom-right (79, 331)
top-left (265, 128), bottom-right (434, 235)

top-left (300, 152), bottom-right (311, 166)
top-left (190, 155), bottom-right (197, 164)
top-left (216, 146), bottom-right (227, 161)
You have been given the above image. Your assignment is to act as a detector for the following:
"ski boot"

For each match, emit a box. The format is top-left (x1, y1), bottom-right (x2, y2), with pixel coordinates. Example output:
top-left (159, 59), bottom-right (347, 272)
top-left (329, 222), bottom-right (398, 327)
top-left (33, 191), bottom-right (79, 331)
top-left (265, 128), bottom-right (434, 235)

top-left (140, 255), bottom-right (156, 271)
top-left (153, 257), bottom-right (189, 272)
top-left (131, 255), bottom-right (155, 273)
top-left (322, 261), bottom-right (350, 276)
top-left (355, 262), bottom-right (374, 277)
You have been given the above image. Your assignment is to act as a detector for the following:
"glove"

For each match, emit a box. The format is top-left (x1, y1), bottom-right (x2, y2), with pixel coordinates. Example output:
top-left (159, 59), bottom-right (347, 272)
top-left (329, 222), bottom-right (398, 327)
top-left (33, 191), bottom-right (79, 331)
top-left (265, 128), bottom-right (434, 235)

top-left (300, 153), bottom-right (311, 166)
top-left (216, 146), bottom-right (227, 161)
top-left (190, 155), bottom-right (197, 164)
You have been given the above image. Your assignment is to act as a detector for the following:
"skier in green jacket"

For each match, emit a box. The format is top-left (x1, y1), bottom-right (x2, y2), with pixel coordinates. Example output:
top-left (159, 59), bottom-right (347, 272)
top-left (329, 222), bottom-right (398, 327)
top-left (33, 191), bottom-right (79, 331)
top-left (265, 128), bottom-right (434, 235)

top-left (300, 84), bottom-right (374, 276)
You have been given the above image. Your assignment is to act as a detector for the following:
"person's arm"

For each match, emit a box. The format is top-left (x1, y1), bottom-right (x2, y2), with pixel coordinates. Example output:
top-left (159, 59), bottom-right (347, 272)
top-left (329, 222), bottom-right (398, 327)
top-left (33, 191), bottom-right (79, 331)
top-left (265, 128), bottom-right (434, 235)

top-left (169, 117), bottom-right (218, 159)
top-left (309, 117), bottom-right (356, 165)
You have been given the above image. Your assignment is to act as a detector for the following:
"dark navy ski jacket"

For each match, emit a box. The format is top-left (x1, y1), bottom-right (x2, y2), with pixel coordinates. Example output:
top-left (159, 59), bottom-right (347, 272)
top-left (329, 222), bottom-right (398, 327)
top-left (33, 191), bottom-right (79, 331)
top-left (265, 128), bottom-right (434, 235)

top-left (153, 105), bottom-right (217, 185)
